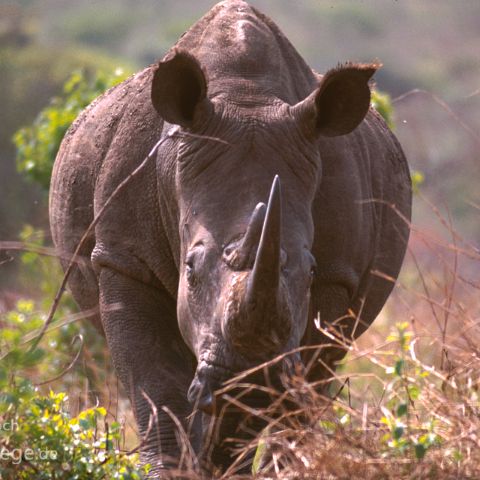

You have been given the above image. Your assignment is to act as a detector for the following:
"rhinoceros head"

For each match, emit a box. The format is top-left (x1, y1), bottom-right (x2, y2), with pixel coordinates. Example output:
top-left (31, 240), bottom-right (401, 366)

top-left (151, 51), bottom-right (376, 413)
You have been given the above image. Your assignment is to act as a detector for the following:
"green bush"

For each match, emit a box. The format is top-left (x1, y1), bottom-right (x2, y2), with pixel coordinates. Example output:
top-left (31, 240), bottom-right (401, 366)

top-left (13, 68), bottom-right (130, 191)
top-left (0, 227), bottom-right (135, 478)
top-left (371, 89), bottom-right (394, 129)
top-left (379, 322), bottom-right (440, 460)
top-left (0, 301), bottom-right (148, 479)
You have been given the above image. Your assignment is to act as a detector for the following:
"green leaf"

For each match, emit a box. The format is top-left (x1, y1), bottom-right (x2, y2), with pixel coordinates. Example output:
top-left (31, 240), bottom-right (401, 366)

top-left (395, 359), bottom-right (404, 377)
top-left (396, 403), bottom-right (408, 417)
top-left (371, 89), bottom-right (395, 129)
top-left (393, 425), bottom-right (404, 440)
top-left (252, 438), bottom-right (267, 475)
top-left (411, 169), bottom-right (425, 193)
top-left (408, 384), bottom-right (421, 401)
top-left (22, 347), bottom-right (46, 367)
top-left (415, 442), bottom-right (427, 459)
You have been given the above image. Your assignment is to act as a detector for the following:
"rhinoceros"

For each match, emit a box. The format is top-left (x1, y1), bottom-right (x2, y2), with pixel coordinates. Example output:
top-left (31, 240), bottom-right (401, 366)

top-left (49, 0), bottom-right (411, 475)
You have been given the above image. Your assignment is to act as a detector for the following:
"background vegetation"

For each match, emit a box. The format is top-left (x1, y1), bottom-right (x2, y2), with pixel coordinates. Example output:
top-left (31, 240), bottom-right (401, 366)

top-left (1, 0), bottom-right (479, 478)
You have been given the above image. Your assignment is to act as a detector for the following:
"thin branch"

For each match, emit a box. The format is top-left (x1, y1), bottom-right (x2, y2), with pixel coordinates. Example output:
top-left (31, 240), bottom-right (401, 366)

top-left (0, 241), bottom-right (89, 267)
top-left (392, 89), bottom-right (480, 148)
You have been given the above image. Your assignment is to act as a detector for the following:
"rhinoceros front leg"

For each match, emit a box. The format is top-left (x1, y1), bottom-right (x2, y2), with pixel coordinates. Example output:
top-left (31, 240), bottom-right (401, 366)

top-left (98, 268), bottom-right (199, 476)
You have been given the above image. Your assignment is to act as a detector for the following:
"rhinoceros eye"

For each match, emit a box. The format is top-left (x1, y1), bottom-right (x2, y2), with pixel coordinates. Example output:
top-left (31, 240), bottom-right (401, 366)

top-left (185, 258), bottom-right (197, 287)
top-left (185, 256), bottom-right (197, 287)
top-left (185, 244), bottom-right (205, 288)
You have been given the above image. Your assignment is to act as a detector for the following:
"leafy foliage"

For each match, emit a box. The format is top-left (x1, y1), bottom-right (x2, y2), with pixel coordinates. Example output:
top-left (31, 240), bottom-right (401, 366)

top-left (411, 169), bottom-right (425, 193)
top-left (0, 301), bottom-right (148, 479)
top-left (380, 322), bottom-right (440, 460)
top-left (13, 68), bottom-right (130, 191)
top-left (371, 89), bottom-right (394, 129)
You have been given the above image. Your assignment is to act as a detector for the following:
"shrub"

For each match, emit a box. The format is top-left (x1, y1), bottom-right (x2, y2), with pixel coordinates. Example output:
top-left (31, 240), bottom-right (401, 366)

top-left (371, 89), bottom-right (394, 129)
top-left (0, 300), bottom-right (148, 479)
top-left (13, 68), bottom-right (129, 191)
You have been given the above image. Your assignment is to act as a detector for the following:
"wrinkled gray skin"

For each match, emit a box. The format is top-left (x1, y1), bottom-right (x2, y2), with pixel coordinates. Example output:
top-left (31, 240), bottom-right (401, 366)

top-left (49, 0), bottom-right (411, 475)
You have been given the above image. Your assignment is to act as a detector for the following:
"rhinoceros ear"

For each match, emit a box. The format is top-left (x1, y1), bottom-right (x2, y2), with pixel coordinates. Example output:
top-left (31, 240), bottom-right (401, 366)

top-left (151, 50), bottom-right (210, 128)
top-left (292, 63), bottom-right (380, 138)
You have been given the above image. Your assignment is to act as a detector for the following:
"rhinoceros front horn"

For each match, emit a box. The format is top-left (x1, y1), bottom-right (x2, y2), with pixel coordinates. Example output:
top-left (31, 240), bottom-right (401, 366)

top-left (245, 176), bottom-right (282, 332)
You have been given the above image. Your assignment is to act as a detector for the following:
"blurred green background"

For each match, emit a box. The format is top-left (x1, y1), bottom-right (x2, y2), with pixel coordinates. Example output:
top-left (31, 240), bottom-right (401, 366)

top-left (1, 0), bottom-right (479, 292)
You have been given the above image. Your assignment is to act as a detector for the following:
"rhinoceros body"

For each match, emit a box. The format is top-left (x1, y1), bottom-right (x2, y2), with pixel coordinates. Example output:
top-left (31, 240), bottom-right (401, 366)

top-left (50, 0), bottom-right (411, 474)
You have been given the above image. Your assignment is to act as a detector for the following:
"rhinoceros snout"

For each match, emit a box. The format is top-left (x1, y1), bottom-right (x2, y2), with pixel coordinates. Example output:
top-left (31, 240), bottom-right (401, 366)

top-left (187, 362), bottom-right (232, 415)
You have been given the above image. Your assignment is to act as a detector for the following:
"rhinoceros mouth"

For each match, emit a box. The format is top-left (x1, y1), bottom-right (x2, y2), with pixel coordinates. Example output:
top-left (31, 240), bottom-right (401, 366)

top-left (187, 360), bottom-right (235, 414)
top-left (188, 352), bottom-right (301, 416)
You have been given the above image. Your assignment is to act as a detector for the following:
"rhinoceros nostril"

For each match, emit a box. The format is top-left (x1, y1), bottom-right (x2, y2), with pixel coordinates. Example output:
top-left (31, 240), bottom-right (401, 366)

top-left (197, 392), bottom-right (215, 415)
top-left (187, 370), bottom-right (221, 415)
top-left (187, 377), bottom-right (203, 405)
